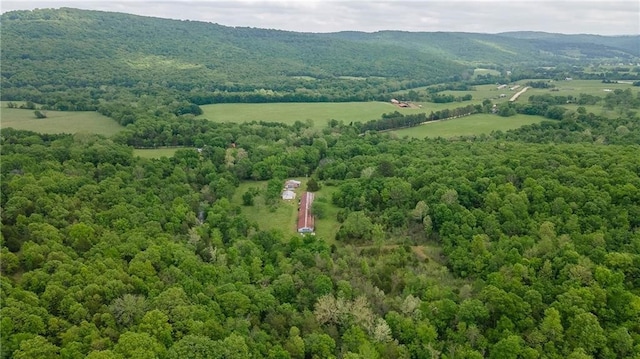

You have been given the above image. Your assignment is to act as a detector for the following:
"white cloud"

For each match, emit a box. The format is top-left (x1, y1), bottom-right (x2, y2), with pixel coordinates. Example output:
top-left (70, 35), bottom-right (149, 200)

top-left (1, 0), bottom-right (638, 35)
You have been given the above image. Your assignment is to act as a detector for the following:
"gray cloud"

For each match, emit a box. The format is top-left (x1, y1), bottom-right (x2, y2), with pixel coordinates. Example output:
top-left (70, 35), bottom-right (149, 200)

top-left (1, 0), bottom-right (638, 35)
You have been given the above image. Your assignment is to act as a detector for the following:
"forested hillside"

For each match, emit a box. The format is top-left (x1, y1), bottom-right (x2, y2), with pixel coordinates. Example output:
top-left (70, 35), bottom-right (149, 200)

top-left (2, 7), bottom-right (639, 111)
top-left (0, 7), bottom-right (464, 106)
top-left (327, 31), bottom-right (640, 66)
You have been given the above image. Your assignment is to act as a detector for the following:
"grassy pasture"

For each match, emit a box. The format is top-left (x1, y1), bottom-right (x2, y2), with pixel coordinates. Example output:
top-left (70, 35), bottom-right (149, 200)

top-left (439, 84), bottom-right (513, 103)
top-left (0, 106), bottom-right (123, 136)
top-left (391, 113), bottom-right (547, 138)
top-left (231, 179), bottom-right (340, 243)
top-left (516, 79), bottom-right (637, 101)
top-left (198, 102), bottom-right (427, 128)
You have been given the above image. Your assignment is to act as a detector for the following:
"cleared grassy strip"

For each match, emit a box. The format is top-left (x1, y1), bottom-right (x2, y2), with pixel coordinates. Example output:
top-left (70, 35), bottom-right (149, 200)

top-left (231, 179), bottom-right (340, 243)
top-left (0, 107), bottom-right (123, 136)
top-left (197, 102), bottom-right (427, 129)
top-left (133, 147), bottom-right (189, 158)
top-left (473, 68), bottom-right (501, 78)
top-left (391, 113), bottom-right (548, 138)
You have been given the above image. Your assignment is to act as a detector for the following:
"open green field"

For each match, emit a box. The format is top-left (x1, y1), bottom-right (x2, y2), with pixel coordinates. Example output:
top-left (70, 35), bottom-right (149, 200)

top-left (440, 83), bottom-right (514, 103)
top-left (561, 104), bottom-right (622, 118)
top-left (231, 179), bottom-right (340, 243)
top-left (473, 68), bottom-right (501, 78)
top-left (391, 113), bottom-right (548, 138)
top-left (516, 79), bottom-right (638, 101)
top-left (0, 106), bottom-right (123, 136)
top-left (133, 147), bottom-right (189, 158)
top-left (421, 79), bottom-right (638, 106)
top-left (198, 102), bottom-right (428, 129)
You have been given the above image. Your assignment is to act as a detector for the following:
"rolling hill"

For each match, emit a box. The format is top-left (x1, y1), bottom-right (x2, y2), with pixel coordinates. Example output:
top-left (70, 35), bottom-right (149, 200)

top-left (327, 30), bottom-right (640, 65)
top-left (1, 7), bottom-right (638, 108)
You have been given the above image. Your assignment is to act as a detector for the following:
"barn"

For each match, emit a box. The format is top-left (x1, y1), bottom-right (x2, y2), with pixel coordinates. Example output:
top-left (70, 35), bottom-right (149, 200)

top-left (297, 192), bottom-right (315, 233)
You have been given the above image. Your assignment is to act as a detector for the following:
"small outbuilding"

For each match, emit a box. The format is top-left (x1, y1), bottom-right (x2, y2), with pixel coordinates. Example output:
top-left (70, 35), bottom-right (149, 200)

top-left (282, 190), bottom-right (296, 200)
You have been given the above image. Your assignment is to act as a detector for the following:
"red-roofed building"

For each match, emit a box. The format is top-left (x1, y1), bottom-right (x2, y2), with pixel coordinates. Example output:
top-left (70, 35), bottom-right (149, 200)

top-left (297, 191), bottom-right (315, 233)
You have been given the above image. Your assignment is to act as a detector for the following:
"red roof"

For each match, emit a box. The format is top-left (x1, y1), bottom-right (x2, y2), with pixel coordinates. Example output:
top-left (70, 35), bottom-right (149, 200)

top-left (297, 192), bottom-right (315, 232)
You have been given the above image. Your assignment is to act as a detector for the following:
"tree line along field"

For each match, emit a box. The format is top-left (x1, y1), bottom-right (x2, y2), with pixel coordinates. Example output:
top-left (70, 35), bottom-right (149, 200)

top-left (391, 113), bottom-right (548, 138)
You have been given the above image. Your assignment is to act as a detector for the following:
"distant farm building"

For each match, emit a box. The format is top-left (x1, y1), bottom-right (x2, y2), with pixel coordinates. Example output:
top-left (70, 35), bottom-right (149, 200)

top-left (497, 84), bottom-right (507, 89)
top-left (285, 179), bottom-right (301, 189)
top-left (282, 190), bottom-right (296, 200)
top-left (297, 192), bottom-right (315, 233)
top-left (390, 99), bottom-right (400, 104)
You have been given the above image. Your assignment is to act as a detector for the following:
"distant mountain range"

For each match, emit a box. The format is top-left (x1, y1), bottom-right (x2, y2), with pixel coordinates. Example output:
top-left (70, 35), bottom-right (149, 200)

top-left (1, 8), bottom-right (638, 96)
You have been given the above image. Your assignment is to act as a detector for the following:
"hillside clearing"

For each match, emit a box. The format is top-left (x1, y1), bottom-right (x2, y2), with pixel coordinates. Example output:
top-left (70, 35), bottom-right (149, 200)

top-left (231, 180), bottom-right (340, 243)
top-left (0, 107), bottom-right (123, 136)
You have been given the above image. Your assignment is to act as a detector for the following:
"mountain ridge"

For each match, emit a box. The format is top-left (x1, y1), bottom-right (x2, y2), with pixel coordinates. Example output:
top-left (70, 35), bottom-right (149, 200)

top-left (1, 7), bottom-right (638, 106)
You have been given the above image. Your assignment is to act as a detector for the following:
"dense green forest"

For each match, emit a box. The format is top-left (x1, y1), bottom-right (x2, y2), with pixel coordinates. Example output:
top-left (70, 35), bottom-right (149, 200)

top-left (2, 107), bottom-right (640, 358)
top-left (2, 6), bottom-right (640, 359)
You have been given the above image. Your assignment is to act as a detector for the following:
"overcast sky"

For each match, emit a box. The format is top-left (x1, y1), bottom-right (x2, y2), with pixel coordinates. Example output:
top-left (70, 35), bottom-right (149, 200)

top-left (1, 0), bottom-right (639, 35)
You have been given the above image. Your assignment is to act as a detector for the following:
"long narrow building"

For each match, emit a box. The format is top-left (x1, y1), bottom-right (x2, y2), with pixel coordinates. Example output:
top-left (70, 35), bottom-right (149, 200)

top-left (297, 191), bottom-right (315, 233)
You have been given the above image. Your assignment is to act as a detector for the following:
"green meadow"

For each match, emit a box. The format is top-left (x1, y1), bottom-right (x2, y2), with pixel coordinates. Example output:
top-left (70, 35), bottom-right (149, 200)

top-left (0, 106), bottom-right (123, 136)
top-left (197, 102), bottom-right (426, 128)
top-left (515, 79), bottom-right (638, 102)
top-left (391, 113), bottom-right (548, 138)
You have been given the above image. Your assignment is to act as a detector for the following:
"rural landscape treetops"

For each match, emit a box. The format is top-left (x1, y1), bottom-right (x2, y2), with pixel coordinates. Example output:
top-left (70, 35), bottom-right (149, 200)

top-left (1, 6), bottom-right (640, 359)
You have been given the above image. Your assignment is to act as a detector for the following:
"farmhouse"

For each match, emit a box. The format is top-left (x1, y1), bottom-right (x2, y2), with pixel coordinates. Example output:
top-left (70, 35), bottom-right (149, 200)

top-left (285, 179), bottom-right (301, 189)
top-left (297, 191), bottom-right (315, 233)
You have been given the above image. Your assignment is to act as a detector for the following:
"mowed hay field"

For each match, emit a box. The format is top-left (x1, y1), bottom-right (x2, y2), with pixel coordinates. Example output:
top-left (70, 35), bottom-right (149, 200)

top-left (197, 102), bottom-right (427, 128)
top-left (0, 107), bottom-right (124, 136)
top-left (392, 113), bottom-right (548, 138)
